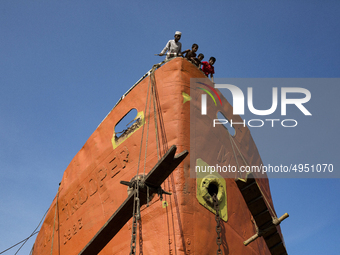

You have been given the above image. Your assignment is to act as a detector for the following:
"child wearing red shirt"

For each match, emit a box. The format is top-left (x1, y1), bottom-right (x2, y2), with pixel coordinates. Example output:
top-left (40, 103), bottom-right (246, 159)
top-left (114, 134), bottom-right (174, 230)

top-left (201, 57), bottom-right (216, 83)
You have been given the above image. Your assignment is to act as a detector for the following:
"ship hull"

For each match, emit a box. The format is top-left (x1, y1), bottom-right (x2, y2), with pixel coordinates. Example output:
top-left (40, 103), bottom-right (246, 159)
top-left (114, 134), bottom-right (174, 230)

top-left (32, 58), bottom-right (284, 255)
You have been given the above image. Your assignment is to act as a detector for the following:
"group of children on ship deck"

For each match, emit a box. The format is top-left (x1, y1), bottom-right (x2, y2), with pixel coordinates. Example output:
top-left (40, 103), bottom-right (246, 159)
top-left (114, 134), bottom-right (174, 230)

top-left (158, 31), bottom-right (216, 83)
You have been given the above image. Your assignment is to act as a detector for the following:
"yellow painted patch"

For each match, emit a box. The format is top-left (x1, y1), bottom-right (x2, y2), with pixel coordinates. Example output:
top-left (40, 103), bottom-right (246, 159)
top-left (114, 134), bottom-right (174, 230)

top-left (182, 92), bottom-right (191, 104)
top-left (196, 158), bottom-right (228, 222)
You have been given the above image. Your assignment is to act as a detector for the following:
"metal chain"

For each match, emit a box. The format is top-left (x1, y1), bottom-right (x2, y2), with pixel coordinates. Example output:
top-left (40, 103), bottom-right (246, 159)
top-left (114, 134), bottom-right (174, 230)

top-left (213, 194), bottom-right (222, 255)
top-left (130, 211), bottom-right (138, 254)
top-left (139, 218), bottom-right (143, 255)
top-left (130, 182), bottom-right (140, 255)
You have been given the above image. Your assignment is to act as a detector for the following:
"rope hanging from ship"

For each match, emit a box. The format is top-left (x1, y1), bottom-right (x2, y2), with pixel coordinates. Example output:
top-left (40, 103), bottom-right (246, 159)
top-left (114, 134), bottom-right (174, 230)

top-left (147, 60), bottom-right (224, 255)
top-left (129, 63), bottom-right (170, 255)
top-left (150, 66), bottom-right (190, 255)
top-left (129, 65), bottom-right (153, 255)
top-left (128, 62), bottom-right (190, 255)
top-left (151, 69), bottom-right (184, 255)
top-left (0, 184), bottom-right (63, 255)
top-left (0, 208), bottom-right (48, 255)
top-left (150, 67), bottom-right (179, 255)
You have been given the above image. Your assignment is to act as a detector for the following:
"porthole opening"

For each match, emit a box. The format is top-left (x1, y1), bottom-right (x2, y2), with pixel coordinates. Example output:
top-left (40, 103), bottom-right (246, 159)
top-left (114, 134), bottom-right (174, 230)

top-left (115, 108), bottom-right (141, 140)
top-left (207, 182), bottom-right (219, 197)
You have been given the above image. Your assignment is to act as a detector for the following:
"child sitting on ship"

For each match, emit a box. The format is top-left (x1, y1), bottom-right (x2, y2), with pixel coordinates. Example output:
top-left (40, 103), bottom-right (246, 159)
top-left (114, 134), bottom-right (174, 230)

top-left (193, 53), bottom-right (204, 68)
top-left (182, 43), bottom-right (198, 62)
top-left (182, 44), bottom-right (205, 69)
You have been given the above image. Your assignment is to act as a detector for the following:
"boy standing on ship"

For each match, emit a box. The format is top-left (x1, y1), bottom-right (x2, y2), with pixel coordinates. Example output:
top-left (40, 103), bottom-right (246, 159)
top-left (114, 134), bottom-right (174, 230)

top-left (159, 31), bottom-right (182, 60)
top-left (201, 57), bottom-right (216, 83)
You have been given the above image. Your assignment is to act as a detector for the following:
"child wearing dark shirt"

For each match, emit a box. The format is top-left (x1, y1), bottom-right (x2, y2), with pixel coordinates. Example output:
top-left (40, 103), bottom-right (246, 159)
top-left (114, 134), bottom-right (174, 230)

top-left (182, 44), bottom-right (198, 63)
top-left (193, 53), bottom-right (204, 68)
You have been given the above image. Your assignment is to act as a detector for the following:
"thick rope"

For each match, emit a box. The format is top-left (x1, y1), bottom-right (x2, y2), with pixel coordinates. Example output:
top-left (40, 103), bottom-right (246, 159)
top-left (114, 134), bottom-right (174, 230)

top-left (151, 73), bottom-right (160, 161)
top-left (151, 72), bottom-right (168, 154)
top-left (130, 64), bottom-right (161, 255)
top-left (12, 207), bottom-right (49, 255)
top-left (131, 61), bottom-right (187, 254)
top-left (2, 231), bottom-right (39, 255)
top-left (136, 69), bottom-right (152, 178)
top-left (142, 74), bottom-right (154, 176)
top-left (149, 66), bottom-right (181, 254)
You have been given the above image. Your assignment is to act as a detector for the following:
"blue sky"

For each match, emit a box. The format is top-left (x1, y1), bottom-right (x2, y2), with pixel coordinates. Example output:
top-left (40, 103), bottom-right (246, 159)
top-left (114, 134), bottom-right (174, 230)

top-left (0, 1), bottom-right (339, 254)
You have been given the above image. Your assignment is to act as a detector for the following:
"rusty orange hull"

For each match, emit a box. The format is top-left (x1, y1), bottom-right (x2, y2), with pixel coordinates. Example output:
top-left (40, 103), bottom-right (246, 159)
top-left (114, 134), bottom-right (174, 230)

top-left (32, 58), bottom-right (286, 254)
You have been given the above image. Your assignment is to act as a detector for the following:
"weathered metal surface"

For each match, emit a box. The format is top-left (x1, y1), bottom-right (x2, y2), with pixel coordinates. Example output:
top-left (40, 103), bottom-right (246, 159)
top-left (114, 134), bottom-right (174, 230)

top-left (79, 145), bottom-right (188, 255)
top-left (32, 58), bottom-right (285, 255)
